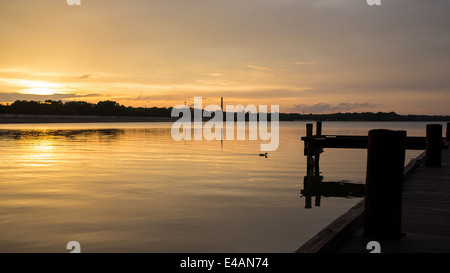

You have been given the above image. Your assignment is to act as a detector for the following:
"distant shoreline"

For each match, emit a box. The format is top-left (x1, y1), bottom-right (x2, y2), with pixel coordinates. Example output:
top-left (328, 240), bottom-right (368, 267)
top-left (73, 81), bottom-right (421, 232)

top-left (1, 114), bottom-right (449, 124)
top-left (0, 114), bottom-right (179, 124)
top-left (2, 100), bottom-right (449, 123)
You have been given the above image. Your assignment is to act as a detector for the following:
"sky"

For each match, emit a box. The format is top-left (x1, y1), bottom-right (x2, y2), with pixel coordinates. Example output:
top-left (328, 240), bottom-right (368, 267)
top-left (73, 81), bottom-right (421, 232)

top-left (0, 0), bottom-right (449, 115)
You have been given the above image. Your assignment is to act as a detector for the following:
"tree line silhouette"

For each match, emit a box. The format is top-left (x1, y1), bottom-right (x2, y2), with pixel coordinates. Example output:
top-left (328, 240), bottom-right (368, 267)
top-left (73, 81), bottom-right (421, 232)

top-left (0, 100), bottom-right (449, 121)
top-left (279, 112), bottom-right (450, 122)
top-left (0, 100), bottom-right (172, 117)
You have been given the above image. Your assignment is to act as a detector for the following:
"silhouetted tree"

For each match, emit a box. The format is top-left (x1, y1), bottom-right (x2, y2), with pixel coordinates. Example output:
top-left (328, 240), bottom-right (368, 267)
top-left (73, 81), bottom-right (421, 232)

top-left (95, 101), bottom-right (121, 116)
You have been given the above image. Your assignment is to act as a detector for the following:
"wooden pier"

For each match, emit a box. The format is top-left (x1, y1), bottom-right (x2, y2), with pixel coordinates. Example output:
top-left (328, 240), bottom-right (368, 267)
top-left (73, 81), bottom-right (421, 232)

top-left (296, 122), bottom-right (450, 253)
top-left (332, 149), bottom-right (450, 253)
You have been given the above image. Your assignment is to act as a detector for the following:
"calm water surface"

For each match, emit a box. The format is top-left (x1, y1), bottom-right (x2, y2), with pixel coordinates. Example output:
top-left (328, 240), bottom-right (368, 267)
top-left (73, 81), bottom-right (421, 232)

top-left (0, 121), bottom-right (439, 252)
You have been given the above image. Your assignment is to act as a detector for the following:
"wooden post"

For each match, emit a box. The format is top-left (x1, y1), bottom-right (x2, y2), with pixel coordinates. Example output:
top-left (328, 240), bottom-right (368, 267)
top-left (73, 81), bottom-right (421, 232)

top-left (446, 122), bottom-right (450, 141)
top-left (315, 194), bottom-right (321, 207)
top-left (313, 122), bottom-right (322, 176)
top-left (305, 123), bottom-right (314, 166)
top-left (304, 123), bottom-right (314, 209)
top-left (314, 155), bottom-right (320, 176)
top-left (305, 123), bottom-right (313, 157)
top-left (306, 123), bottom-right (313, 138)
top-left (316, 121), bottom-right (322, 136)
top-left (364, 129), bottom-right (406, 239)
top-left (426, 124), bottom-right (442, 167)
top-left (303, 176), bottom-right (312, 209)
top-left (305, 195), bottom-right (312, 209)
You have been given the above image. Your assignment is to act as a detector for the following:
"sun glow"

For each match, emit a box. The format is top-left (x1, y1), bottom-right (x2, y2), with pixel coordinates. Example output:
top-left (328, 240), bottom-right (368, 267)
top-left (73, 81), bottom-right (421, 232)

top-left (19, 80), bottom-right (63, 95)
top-left (0, 78), bottom-right (66, 95)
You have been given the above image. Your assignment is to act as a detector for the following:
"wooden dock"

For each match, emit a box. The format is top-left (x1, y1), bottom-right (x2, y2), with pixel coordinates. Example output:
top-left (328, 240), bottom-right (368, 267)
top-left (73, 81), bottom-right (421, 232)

top-left (296, 122), bottom-right (450, 253)
top-left (332, 149), bottom-right (450, 253)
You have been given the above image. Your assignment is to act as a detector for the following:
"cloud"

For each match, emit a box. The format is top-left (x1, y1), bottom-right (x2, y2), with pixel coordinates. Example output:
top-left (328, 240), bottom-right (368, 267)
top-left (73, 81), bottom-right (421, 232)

top-left (293, 102), bottom-right (378, 114)
top-left (334, 102), bottom-right (378, 112)
top-left (0, 92), bottom-right (99, 103)
top-left (62, 74), bottom-right (92, 81)
top-left (79, 74), bottom-right (91, 79)
top-left (294, 61), bottom-right (316, 65)
top-left (0, 69), bottom-right (91, 81)
top-left (196, 79), bottom-right (233, 86)
top-left (247, 65), bottom-right (270, 70)
top-left (208, 73), bottom-right (223, 77)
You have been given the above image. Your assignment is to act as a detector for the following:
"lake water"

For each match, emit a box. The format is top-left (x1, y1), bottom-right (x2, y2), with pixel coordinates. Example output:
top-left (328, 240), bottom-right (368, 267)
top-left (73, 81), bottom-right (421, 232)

top-left (0, 121), bottom-right (442, 253)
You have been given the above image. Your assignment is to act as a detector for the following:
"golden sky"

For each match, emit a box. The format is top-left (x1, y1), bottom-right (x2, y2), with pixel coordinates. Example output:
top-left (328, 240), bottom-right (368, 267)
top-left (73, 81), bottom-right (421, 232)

top-left (0, 0), bottom-right (449, 114)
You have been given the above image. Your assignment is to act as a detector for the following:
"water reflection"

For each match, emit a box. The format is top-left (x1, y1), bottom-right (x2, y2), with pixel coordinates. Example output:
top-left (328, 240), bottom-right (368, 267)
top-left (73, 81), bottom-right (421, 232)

top-left (0, 129), bottom-right (124, 141)
top-left (301, 177), bottom-right (365, 209)
top-left (300, 144), bottom-right (365, 209)
top-left (1, 122), bottom-right (418, 252)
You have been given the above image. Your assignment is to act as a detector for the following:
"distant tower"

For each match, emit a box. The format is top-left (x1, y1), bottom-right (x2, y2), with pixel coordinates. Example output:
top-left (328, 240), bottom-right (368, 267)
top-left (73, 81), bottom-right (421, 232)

top-left (221, 97), bottom-right (223, 111)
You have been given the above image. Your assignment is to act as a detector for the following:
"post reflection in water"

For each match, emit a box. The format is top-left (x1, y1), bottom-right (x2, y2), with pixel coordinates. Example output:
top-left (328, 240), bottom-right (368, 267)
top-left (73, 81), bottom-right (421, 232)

top-left (301, 137), bottom-right (365, 209)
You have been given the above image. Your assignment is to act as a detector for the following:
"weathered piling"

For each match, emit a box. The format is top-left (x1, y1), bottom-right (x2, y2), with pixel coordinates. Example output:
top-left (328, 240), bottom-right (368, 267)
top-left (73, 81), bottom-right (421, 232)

top-left (305, 123), bottom-right (314, 175)
top-left (314, 121), bottom-right (322, 176)
top-left (364, 129), bottom-right (406, 240)
top-left (425, 124), bottom-right (442, 167)
top-left (316, 121), bottom-right (322, 136)
top-left (306, 123), bottom-right (313, 138)
top-left (446, 122), bottom-right (450, 141)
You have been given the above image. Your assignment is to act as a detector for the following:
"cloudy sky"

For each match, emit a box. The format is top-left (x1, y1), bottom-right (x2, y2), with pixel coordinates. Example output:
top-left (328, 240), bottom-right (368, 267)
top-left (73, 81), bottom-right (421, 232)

top-left (0, 0), bottom-right (449, 114)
